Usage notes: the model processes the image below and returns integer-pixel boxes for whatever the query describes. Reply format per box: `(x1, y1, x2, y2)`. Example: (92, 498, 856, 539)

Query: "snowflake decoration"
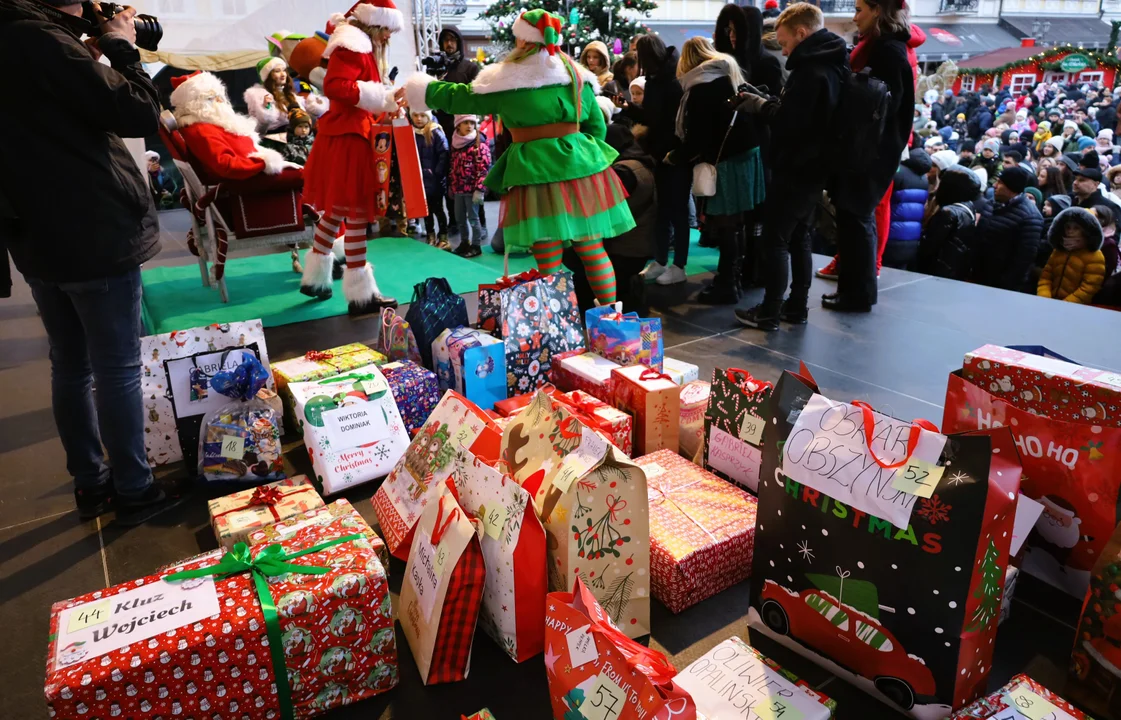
(917, 495, 952, 526)
(374, 445, 390, 461)
(948, 471, 970, 487)
(796, 540, 815, 562)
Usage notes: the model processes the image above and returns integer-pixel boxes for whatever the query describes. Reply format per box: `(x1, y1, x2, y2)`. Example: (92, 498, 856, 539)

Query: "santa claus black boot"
(299, 249, 334, 300)
(344, 263, 397, 317)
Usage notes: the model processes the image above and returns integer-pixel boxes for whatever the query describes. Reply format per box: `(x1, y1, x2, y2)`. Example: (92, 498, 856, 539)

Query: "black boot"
(348, 295, 398, 317)
(780, 298, 809, 324)
(699, 227, 741, 305)
(735, 301, 781, 330)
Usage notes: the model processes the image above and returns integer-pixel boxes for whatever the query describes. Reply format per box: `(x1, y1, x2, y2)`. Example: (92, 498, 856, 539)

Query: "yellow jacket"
(1033, 129, 1052, 152)
(1038, 207, 1107, 303)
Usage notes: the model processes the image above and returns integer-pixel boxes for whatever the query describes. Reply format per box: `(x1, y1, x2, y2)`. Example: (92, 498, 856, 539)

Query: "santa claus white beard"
(176, 99, 260, 139)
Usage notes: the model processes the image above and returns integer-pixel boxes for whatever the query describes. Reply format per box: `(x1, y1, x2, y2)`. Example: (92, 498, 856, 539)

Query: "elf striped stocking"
(572, 238, 617, 305)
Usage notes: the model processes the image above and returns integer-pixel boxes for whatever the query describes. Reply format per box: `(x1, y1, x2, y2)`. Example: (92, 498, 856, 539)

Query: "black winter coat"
(766, 29, 847, 191)
(915, 166, 980, 279)
(742, 6, 785, 96)
(1075, 188, 1121, 221)
(434, 27, 480, 140)
(834, 31, 914, 212)
(974, 193, 1044, 292)
(0, 0, 160, 283)
(622, 48, 684, 162)
(672, 67, 760, 167)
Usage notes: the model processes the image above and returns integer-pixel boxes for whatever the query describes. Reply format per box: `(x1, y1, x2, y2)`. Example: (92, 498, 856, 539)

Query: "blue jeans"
(453, 193, 485, 247)
(28, 268, 153, 497)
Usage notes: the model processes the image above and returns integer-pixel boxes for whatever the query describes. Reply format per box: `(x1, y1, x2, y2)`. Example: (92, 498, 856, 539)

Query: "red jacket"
(180, 122, 266, 182)
(319, 23, 395, 140)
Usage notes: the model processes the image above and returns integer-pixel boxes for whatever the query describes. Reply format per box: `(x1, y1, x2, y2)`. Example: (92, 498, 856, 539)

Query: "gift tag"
(755, 697, 805, 720)
(581, 672, 627, 720)
(481, 503, 508, 540)
(1099, 372, 1121, 388)
(553, 426, 610, 494)
(220, 435, 245, 459)
(1004, 684, 1061, 720)
(433, 538, 451, 578)
(638, 462, 665, 479)
(891, 457, 945, 499)
(67, 599, 110, 633)
(739, 412, 765, 447)
(566, 625, 599, 669)
(360, 377, 388, 397)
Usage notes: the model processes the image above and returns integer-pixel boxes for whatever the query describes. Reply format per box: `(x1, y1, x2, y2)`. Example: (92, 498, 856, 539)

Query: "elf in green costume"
(400, 9, 634, 304)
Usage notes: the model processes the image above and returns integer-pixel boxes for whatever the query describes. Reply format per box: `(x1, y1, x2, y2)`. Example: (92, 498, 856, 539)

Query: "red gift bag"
(392, 117, 429, 220)
(545, 578, 696, 720)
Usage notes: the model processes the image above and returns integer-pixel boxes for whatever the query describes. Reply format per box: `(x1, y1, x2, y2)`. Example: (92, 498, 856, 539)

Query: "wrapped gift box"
(951, 674, 1090, 719)
(562, 390, 633, 456)
(663, 357, 699, 386)
(549, 349, 618, 404)
(273, 344, 387, 434)
(462, 710, 496, 720)
(676, 637, 836, 719)
(380, 360, 440, 436)
(962, 345, 1121, 426)
(208, 475, 324, 548)
(612, 365, 680, 455)
(246, 498, 390, 576)
(45, 507, 397, 720)
(679, 380, 710, 462)
(638, 449, 758, 613)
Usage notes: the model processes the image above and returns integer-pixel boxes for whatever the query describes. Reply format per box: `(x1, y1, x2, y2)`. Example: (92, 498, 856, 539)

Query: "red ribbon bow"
(251, 485, 283, 507)
(606, 494, 627, 521)
(495, 268, 543, 289)
(726, 368, 773, 396)
(583, 604, 677, 685)
(304, 349, 336, 362)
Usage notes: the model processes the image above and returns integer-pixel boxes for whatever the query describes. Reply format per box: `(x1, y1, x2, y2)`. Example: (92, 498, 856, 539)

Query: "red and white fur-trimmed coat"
(177, 118, 287, 183)
(317, 22, 398, 140)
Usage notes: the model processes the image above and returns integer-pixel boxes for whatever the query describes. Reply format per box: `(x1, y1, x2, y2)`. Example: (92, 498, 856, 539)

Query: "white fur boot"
(343, 263, 397, 316)
(299, 249, 334, 300)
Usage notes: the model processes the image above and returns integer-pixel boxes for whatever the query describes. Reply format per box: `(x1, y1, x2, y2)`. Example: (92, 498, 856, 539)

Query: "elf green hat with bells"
(513, 9, 564, 55)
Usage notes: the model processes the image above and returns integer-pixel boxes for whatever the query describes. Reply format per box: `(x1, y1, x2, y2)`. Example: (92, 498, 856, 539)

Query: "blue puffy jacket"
(883, 148, 932, 269)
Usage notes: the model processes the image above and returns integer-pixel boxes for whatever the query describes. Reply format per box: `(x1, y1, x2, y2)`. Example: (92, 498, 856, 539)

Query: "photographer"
(425, 28, 480, 231)
(0, 0, 170, 525)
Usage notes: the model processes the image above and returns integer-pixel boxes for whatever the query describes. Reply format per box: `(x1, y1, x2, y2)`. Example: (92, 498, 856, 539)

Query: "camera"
(82, 2, 163, 52)
(420, 52, 449, 77)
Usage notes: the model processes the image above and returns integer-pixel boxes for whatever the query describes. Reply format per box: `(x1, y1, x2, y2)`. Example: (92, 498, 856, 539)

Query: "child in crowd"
(579, 41, 614, 88)
(144, 150, 177, 210)
(952, 113, 968, 143)
(448, 114, 491, 258)
(1032, 120, 1051, 153)
(629, 76, 646, 107)
(411, 110, 451, 250)
(1038, 206, 1106, 303)
(971, 138, 1000, 187)
(283, 109, 315, 166)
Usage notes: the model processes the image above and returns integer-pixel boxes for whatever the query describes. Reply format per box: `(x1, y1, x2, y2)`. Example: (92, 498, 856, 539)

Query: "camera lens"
(133, 14, 163, 52)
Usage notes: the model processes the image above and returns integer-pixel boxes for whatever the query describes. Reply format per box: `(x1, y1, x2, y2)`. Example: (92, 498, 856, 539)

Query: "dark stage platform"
(2, 218, 1118, 719)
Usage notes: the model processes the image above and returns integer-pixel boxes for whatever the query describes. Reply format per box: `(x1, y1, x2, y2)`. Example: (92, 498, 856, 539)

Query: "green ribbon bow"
(165, 533, 363, 720)
(317, 372, 381, 385)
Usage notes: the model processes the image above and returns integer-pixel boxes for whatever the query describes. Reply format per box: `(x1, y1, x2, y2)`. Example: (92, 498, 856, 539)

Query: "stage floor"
(2, 213, 1117, 719)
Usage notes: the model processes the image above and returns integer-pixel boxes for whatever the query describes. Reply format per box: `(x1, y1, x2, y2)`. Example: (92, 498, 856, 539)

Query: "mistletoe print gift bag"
(748, 368, 1022, 719)
(501, 391, 651, 639)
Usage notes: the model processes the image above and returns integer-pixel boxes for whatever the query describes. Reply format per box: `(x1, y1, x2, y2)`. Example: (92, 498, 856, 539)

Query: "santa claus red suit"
(299, 0, 403, 315)
(168, 71, 291, 182)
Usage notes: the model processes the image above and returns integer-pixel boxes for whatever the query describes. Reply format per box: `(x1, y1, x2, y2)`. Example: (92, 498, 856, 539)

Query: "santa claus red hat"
(326, 0, 403, 35)
(169, 71, 228, 110)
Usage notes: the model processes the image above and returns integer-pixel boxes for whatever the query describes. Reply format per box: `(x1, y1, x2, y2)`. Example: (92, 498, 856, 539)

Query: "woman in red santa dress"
(299, 0, 404, 315)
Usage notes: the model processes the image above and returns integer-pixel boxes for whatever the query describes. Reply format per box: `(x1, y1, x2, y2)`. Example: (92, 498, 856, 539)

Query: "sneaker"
(655, 264, 687, 286)
(115, 484, 175, 527)
(815, 257, 839, 279)
(780, 299, 809, 324)
(735, 304, 781, 331)
(75, 484, 113, 520)
(642, 261, 668, 282)
(461, 245, 483, 258)
(697, 283, 738, 305)
(452, 242, 472, 257)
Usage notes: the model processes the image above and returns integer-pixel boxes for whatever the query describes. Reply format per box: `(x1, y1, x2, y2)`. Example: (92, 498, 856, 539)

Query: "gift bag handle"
(639, 368, 673, 382)
(725, 368, 773, 395)
(852, 401, 940, 470)
(431, 494, 460, 546)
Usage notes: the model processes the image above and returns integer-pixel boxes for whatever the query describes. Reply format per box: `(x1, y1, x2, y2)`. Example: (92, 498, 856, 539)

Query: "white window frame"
(959, 74, 975, 92)
(1008, 73, 1037, 96)
(1043, 71, 1070, 84)
(1080, 71, 1105, 84)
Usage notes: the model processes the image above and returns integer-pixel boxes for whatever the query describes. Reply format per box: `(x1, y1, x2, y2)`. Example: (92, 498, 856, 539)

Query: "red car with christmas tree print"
(758, 578, 936, 709)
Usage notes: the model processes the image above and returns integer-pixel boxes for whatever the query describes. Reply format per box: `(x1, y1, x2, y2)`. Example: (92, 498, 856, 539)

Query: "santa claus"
(298, 0, 403, 315)
(169, 71, 297, 181)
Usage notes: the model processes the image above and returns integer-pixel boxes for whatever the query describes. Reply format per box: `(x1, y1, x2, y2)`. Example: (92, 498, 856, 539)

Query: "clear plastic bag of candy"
(197, 354, 285, 482)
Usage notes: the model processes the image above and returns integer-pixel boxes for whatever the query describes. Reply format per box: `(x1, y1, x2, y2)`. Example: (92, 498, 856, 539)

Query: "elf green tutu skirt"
(498, 168, 636, 250)
(707, 147, 765, 217)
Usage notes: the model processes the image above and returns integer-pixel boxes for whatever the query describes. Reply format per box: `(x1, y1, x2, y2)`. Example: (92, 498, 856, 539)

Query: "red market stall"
(953, 45, 1119, 94)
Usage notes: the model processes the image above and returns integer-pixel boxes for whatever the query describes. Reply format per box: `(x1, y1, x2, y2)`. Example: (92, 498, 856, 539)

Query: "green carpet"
(141, 232, 720, 333)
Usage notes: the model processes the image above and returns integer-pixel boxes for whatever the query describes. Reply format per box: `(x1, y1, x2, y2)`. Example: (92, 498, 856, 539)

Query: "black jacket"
(621, 47, 683, 161)
(672, 63, 760, 167)
(1040, 194, 1072, 264)
(974, 192, 1044, 292)
(0, 0, 160, 284)
(1075, 188, 1121, 221)
(434, 27, 479, 139)
(766, 29, 847, 190)
(915, 166, 980, 279)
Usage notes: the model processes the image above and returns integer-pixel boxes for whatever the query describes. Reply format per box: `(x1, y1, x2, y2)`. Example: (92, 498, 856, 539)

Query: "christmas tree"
(966, 538, 1002, 633)
(480, 0, 657, 56)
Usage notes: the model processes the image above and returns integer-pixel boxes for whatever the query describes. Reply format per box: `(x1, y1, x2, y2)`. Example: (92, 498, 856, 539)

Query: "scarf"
(452, 130, 477, 149)
(675, 58, 736, 140)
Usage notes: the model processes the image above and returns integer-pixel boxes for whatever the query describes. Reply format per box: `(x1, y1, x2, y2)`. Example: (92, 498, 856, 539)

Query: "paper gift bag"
(272, 343, 387, 436)
(749, 368, 1023, 717)
(208, 475, 323, 548)
(611, 365, 681, 456)
(951, 674, 1092, 719)
(373, 391, 501, 559)
(703, 368, 773, 493)
(433, 327, 507, 408)
(501, 391, 651, 638)
(679, 381, 710, 462)
(544, 578, 695, 720)
(1068, 520, 1121, 718)
(585, 305, 664, 372)
(380, 360, 440, 436)
(141, 319, 274, 468)
(944, 366, 1121, 599)
(477, 268, 545, 337)
(289, 364, 410, 494)
(497, 270, 585, 396)
(549, 350, 619, 404)
(379, 307, 423, 365)
(405, 277, 469, 369)
(392, 117, 429, 219)
(451, 448, 547, 662)
(399, 483, 486, 685)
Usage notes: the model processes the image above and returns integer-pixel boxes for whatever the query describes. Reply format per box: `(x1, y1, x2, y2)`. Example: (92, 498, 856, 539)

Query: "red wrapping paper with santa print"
(944, 370, 1121, 599)
(544, 578, 696, 720)
(950, 674, 1091, 719)
(44, 508, 397, 720)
